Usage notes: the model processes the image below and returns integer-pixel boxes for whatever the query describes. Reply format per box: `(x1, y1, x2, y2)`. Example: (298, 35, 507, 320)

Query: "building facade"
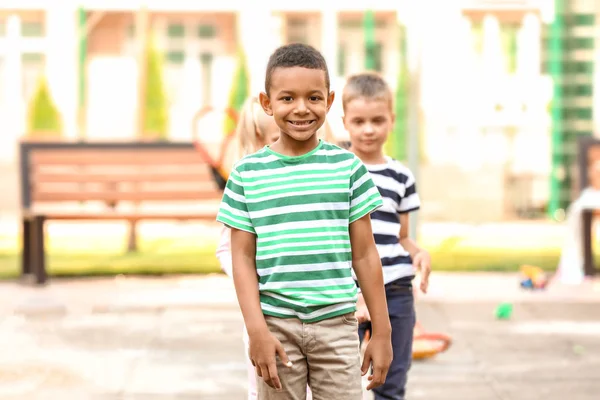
(1, 0, 583, 220)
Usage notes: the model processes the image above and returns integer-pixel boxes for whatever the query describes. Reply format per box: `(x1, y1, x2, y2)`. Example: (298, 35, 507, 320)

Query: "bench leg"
(30, 215, 48, 285)
(582, 210, 596, 276)
(127, 220, 138, 252)
(21, 218, 32, 278)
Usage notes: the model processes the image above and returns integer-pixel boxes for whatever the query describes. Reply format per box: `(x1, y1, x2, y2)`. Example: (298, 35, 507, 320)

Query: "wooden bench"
(19, 141, 224, 285)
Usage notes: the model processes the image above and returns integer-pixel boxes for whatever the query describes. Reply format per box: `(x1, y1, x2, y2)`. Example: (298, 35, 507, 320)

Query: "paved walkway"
(1, 273, 599, 399)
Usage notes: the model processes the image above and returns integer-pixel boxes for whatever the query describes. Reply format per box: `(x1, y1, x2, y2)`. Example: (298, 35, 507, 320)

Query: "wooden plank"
(31, 171, 213, 184)
(31, 190, 223, 202)
(30, 150, 207, 165)
(23, 212, 218, 221)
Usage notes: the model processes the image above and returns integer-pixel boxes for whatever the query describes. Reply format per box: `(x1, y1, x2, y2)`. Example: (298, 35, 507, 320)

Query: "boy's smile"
(260, 66, 334, 154)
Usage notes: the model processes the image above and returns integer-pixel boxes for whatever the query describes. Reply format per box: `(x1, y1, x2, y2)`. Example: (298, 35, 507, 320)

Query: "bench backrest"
(19, 142, 222, 210)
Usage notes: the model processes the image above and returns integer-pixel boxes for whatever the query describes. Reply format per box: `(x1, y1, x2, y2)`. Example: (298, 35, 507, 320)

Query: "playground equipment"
(411, 321, 452, 360)
(519, 264, 548, 290)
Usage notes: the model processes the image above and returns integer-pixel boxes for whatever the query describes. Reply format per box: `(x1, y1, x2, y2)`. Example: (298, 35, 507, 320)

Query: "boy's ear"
(259, 92, 273, 116)
(326, 91, 335, 113)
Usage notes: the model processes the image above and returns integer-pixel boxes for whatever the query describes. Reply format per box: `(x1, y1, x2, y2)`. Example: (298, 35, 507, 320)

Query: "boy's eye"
(309, 96, 322, 101)
(281, 96, 293, 102)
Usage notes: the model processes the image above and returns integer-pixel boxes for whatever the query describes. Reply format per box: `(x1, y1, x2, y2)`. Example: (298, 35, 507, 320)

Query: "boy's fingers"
(267, 363, 282, 391)
(421, 266, 430, 293)
(360, 353, 370, 376)
(261, 364, 275, 388)
(276, 343, 293, 368)
(366, 369, 383, 390)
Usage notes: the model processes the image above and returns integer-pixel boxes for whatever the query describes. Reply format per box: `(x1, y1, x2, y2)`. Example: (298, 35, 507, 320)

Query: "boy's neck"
(271, 133, 320, 157)
(350, 147, 386, 165)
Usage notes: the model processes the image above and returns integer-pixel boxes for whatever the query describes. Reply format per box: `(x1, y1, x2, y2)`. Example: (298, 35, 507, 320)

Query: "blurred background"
(1, 1, 600, 399)
(0, 0, 594, 276)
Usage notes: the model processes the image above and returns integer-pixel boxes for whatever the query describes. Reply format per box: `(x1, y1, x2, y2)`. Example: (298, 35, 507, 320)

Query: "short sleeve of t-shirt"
(216, 166, 256, 234)
(397, 165, 421, 214)
(349, 156, 384, 224)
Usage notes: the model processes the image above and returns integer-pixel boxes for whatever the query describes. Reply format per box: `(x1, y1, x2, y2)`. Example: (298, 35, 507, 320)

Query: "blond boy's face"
(260, 66, 334, 144)
(343, 97, 394, 156)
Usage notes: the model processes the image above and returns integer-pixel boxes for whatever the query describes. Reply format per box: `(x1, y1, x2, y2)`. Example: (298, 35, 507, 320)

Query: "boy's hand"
(355, 293, 371, 323)
(413, 250, 431, 294)
(361, 332, 393, 390)
(248, 331, 292, 391)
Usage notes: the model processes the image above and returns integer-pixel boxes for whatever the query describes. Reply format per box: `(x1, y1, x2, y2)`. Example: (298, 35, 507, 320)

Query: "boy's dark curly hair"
(265, 43, 330, 94)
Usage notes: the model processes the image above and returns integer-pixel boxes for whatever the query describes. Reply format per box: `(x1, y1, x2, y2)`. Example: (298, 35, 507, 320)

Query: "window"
(573, 14, 595, 26)
(126, 24, 135, 38)
(166, 23, 186, 64)
(166, 51, 185, 64)
(572, 37, 594, 50)
(373, 42, 383, 72)
(472, 21, 484, 55)
(287, 17, 308, 44)
(21, 53, 45, 101)
(21, 21, 44, 37)
(200, 53, 213, 106)
(337, 44, 346, 77)
(167, 23, 185, 38)
(197, 24, 216, 38)
(500, 24, 518, 74)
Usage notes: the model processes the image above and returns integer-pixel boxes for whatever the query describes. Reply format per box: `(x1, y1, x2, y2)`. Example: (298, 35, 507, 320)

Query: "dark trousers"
(359, 283, 415, 400)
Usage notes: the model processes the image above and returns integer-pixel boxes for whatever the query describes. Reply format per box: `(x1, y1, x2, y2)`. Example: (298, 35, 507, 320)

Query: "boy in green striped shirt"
(217, 43, 392, 400)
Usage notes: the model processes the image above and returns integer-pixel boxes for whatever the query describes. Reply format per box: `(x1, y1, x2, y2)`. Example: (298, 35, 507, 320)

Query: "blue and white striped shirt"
(366, 157, 420, 286)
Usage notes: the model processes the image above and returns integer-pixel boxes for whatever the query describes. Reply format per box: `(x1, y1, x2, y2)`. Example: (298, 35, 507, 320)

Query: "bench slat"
(32, 190, 223, 202)
(30, 150, 207, 165)
(31, 171, 213, 184)
(23, 212, 218, 221)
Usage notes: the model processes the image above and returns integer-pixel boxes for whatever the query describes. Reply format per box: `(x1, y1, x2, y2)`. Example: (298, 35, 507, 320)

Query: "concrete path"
(1, 273, 599, 399)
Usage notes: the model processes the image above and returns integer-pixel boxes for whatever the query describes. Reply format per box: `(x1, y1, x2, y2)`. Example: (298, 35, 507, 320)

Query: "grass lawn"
(0, 225, 569, 279)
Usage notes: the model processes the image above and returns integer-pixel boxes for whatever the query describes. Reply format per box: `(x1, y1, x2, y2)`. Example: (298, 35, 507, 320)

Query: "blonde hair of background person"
(220, 96, 335, 175)
(217, 95, 331, 400)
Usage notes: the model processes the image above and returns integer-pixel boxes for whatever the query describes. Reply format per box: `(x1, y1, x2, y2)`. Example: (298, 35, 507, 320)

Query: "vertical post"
(31, 215, 47, 285)
(582, 210, 596, 276)
(21, 219, 32, 277)
(321, 8, 338, 85)
(548, 0, 564, 218)
(389, 22, 408, 161)
(136, 5, 149, 139)
(77, 7, 87, 140)
(363, 10, 376, 70)
(406, 8, 421, 241)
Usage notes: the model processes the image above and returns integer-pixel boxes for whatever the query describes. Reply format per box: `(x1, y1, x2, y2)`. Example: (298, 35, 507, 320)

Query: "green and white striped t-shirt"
(216, 140, 383, 323)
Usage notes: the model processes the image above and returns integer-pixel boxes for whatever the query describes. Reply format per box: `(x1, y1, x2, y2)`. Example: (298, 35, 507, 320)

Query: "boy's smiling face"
(260, 66, 334, 145)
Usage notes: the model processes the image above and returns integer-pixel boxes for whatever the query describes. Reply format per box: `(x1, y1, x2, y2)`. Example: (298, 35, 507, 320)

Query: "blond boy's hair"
(342, 72, 393, 112)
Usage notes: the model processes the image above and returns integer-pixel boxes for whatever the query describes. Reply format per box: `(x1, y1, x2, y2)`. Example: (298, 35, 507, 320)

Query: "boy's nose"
(294, 100, 308, 114)
(363, 124, 375, 134)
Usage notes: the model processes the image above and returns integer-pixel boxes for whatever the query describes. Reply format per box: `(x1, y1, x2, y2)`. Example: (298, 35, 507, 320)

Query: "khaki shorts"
(256, 313, 362, 400)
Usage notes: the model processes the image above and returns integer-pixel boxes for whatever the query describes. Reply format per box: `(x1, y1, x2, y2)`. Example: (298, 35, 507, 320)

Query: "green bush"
(27, 76, 62, 137)
(224, 47, 250, 135)
(143, 35, 168, 139)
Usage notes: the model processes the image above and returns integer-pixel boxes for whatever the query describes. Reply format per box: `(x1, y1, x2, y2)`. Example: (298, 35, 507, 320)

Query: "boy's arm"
(350, 214, 392, 389)
(398, 213, 431, 293)
(230, 228, 290, 391)
(230, 228, 267, 335)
